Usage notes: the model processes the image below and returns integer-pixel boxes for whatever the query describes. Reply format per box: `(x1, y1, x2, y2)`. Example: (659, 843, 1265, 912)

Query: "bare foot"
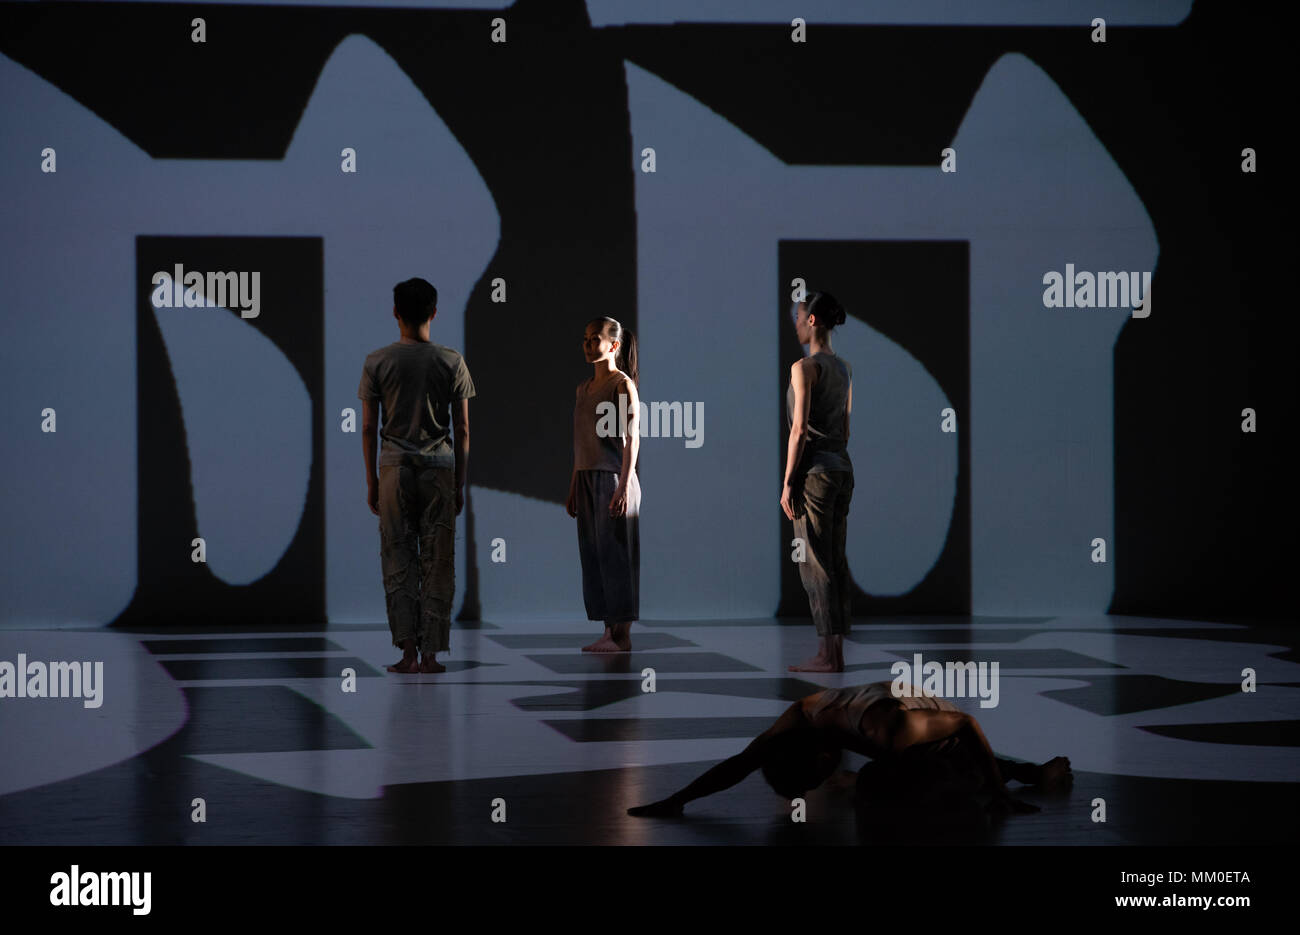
(419, 655, 446, 674)
(628, 798, 683, 818)
(582, 629, 612, 652)
(1037, 756, 1072, 789)
(387, 656, 419, 673)
(609, 624, 632, 652)
(587, 636, 630, 653)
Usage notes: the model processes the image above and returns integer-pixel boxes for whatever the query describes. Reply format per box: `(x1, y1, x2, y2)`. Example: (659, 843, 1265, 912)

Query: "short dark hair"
(394, 278, 438, 329)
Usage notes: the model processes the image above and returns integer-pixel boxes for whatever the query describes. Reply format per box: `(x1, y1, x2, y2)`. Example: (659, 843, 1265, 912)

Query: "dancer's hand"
(454, 486, 464, 516)
(566, 479, 578, 518)
(367, 481, 380, 516)
(780, 483, 797, 521)
(609, 484, 628, 518)
(628, 797, 683, 818)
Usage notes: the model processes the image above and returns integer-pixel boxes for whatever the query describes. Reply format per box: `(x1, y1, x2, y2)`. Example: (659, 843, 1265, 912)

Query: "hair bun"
(809, 291, 847, 328)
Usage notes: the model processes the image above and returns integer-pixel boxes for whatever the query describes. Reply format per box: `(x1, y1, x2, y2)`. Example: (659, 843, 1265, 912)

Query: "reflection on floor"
(0, 615, 1296, 844)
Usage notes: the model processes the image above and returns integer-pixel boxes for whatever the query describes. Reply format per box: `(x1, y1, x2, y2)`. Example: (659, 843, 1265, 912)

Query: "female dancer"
(627, 680, 1071, 817)
(782, 291, 854, 672)
(566, 317, 641, 652)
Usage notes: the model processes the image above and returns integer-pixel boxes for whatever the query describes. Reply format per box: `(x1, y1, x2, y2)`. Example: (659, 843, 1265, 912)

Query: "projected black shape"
(1138, 720, 1300, 748)
(1042, 675, 1243, 717)
(525, 651, 762, 675)
(777, 240, 970, 615)
(112, 236, 324, 629)
(177, 685, 371, 754)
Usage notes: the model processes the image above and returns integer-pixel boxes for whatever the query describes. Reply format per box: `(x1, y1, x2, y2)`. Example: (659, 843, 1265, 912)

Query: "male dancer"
(628, 680, 1070, 816)
(359, 277, 475, 674)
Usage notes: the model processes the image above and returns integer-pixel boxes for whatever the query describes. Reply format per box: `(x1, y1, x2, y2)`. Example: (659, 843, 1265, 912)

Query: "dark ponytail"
(588, 316, 639, 387)
(806, 291, 847, 329)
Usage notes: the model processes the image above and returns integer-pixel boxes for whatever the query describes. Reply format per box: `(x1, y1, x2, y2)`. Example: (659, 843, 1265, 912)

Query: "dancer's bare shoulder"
(790, 356, 817, 379)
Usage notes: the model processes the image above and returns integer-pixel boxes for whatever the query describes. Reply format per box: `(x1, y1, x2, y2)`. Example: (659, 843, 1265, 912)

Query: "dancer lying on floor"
(627, 680, 1070, 817)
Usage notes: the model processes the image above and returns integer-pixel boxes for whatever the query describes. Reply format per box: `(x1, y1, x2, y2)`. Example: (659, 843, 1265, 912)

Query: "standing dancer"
(566, 317, 641, 653)
(360, 277, 475, 674)
(781, 291, 854, 672)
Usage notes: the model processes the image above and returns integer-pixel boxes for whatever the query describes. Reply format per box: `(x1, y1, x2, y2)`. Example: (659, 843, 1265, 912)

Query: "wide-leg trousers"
(378, 462, 456, 653)
(792, 470, 854, 637)
(574, 469, 640, 625)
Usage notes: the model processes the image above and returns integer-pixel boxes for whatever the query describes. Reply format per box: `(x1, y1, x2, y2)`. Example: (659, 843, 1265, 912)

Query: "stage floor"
(1, 615, 1296, 845)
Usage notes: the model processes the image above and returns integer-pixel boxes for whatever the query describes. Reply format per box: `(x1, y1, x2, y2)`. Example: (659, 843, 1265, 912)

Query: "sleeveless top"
(573, 372, 633, 473)
(786, 351, 852, 475)
(808, 681, 957, 741)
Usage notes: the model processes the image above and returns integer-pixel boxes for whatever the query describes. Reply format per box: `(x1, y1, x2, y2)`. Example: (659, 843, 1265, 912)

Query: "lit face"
(583, 322, 618, 363)
(792, 301, 813, 344)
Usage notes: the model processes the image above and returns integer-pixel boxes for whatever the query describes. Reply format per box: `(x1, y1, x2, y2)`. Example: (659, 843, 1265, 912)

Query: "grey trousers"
(792, 470, 854, 636)
(574, 469, 640, 625)
(378, 463, 455, 653)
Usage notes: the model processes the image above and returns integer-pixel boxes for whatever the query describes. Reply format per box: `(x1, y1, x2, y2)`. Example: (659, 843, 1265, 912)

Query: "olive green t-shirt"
(358, 341, 475, 468)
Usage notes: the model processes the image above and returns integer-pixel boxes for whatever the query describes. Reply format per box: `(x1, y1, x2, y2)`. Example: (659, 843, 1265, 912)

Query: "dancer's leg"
(828, 473, 854, 668)
(575, 471, 612, 651)
(379, 464, 420, 673)
(416, 466, 454, 673)
(589, 471, 639, 653)
(790, 472, 841, 672)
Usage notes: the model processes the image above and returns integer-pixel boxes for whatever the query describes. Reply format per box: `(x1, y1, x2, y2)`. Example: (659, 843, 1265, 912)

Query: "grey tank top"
(786, 351, 852, 474)
(808, 681, 957, 741)
(573, 372, 633, 473)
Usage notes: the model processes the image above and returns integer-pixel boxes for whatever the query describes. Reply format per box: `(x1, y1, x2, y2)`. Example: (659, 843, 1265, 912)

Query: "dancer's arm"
(628, 702, 808, 816)
(451, 398, 469, 515)
(362, 398, 381, 515)
(610, 378, 640, 516)
(844, 380, 852, 442)
(889, 709, 1033, 810)
(781, 360, 815, 519)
